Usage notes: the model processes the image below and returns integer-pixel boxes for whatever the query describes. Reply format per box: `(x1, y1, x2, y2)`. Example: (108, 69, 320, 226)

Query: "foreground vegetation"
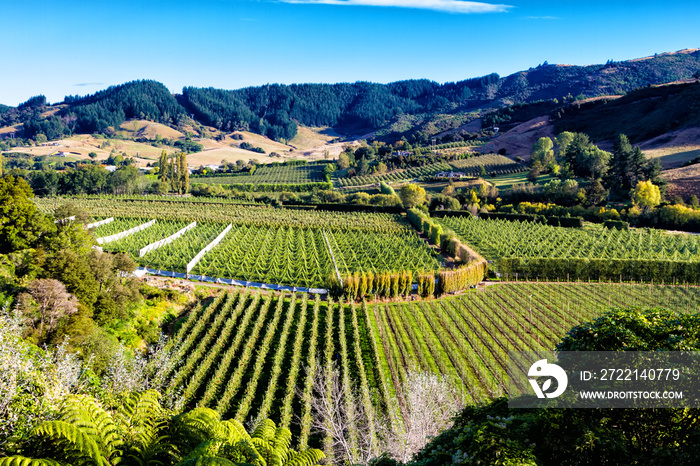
(3, 294, 698, 464)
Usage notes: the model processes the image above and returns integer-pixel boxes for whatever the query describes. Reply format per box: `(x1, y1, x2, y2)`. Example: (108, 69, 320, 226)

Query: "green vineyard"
(162, 282, 700, 451)
(448, 153, 525, 174)
(35, 198, 409, 230)
(336, 155, 525, 188)
(193, 163, 328, 185)
(336, 162, 453, 187)
(36, 199, 441, 287)
(437, 215, 700, 282)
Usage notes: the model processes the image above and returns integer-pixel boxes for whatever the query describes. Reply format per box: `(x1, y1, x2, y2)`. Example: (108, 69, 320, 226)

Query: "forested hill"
(179, 73, 500, 139)
(4, 49, 700, 142)
(63, 80, 187, 133)
(4, 80, 187, 140)
(489, 49, 700, 104)
(179, 50, 700, 137)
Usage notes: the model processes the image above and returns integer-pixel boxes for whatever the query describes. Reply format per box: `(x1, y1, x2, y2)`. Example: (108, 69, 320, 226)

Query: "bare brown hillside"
(663, 164, 700, 199)
(490, 116, 556, 159)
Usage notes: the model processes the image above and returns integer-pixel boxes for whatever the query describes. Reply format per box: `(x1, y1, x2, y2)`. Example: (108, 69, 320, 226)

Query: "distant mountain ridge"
(2, 49, 699, 143)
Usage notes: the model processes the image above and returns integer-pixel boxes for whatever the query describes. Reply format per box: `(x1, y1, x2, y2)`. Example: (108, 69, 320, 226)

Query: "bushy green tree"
(631, 179, 661, 211)
(337, 152, 350, 170)
(531, 136, 554, 167)
(0, 176, 52, 255)
(399, 184, 426, 209)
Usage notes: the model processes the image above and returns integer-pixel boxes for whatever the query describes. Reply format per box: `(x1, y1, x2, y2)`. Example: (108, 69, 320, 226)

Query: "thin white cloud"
(278, 0, 511, 14)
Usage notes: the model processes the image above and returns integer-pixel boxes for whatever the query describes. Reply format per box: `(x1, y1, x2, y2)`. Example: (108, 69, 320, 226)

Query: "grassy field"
(1, 134, 179, 164)
(662, 163, 700, 199)
(1, 120, 341, 168)
(289, 126, 341, 150)
(117, 119, 185, 140)
(644, 145, 700, 169)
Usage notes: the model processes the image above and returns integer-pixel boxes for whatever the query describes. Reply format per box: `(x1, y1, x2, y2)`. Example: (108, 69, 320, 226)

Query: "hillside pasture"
(118, 119, 185, 140)
(662, 163, 700, 199)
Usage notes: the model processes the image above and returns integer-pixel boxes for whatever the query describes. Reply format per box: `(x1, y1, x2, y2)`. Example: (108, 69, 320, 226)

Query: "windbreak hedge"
(498, 257, 700, 283)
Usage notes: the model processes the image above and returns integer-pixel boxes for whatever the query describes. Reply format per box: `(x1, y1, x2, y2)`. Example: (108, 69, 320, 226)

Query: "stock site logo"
(528, 359, 568, 399)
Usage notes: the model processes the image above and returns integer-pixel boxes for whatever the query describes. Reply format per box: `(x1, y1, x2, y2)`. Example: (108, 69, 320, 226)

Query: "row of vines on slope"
(162, 283, 700, 451)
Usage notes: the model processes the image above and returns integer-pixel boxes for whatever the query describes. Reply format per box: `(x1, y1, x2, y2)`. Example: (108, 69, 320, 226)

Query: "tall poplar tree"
(177, 152, 189, 194)
(169, 158, 176, 192)
(158, 150, 168, 183)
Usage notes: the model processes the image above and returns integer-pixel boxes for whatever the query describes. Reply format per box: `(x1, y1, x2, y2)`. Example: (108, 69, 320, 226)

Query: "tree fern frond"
(284, 449, 325, 466)
(251, 437, 281, 466)
(169, 408, 222, 452)
(251, 419, 276, 443)
(31, 421, 109, 466)
(58, 395, 122, 457)
(115, 391, 169, 464)
(0, 457, 64, 466)
(175, 456, 238, 466)
(272, 428, 292, 463)
(176, 439, 224, 463)
(121, 432, 179, 466)
(219, 420, 250, 443)
(217, 439, 265, 466)
(128, 390, 164, 428)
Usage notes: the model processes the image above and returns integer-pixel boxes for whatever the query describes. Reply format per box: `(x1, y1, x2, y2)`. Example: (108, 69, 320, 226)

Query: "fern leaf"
(251, 419, 276, 443)
(31, 421, 109, 466)
(128, 390, 163, 429)
(272, 428, 292, 464)
(251, 437, 282, 466)
(0, 457, 63, 466)
(176, 439, 224, 463)
(58, 395, 122, 457)
(119, 390, 166, 456)
(219, 420, 250, 443)
(284, 449, 325, 466)
(217, 439, 265, 466)
(175, 456, 238, 466)
(170, 408, 222, 452)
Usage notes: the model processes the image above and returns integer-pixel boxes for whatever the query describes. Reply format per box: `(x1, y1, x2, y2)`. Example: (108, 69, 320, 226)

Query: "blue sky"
(0, 0, 697, 106)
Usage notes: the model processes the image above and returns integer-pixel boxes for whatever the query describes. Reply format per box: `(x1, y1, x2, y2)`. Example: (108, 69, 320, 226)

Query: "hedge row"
(498, 257, 700, 283)
(326, 270, 436, 300)
(311, 203, 404, 214)
(430, 210, 584, 228)
(408, 208, 488, 293)
(437, 260, 488, 294)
